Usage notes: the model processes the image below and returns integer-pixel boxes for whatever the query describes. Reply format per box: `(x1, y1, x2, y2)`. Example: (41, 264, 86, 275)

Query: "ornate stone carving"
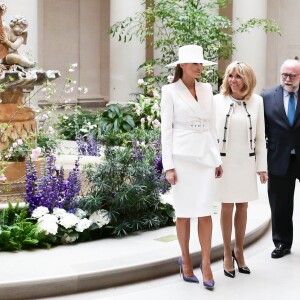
(0, 3, 60, 151)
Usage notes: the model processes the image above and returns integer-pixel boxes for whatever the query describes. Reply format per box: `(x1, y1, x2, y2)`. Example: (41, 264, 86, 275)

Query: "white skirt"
(172, 155, 216, 218)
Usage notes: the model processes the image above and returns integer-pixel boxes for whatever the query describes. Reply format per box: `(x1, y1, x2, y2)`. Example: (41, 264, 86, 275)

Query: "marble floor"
(1, 179, 299, 300)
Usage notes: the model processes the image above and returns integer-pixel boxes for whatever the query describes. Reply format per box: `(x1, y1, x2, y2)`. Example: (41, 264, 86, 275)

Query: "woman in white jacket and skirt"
(214, 61, 268, 278)
(161, 45, 222, 288)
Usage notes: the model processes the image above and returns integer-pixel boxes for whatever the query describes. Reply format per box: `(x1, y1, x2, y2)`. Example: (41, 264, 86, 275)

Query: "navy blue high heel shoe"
(177, 257, 199, 283)
(200, 261, 215, 289)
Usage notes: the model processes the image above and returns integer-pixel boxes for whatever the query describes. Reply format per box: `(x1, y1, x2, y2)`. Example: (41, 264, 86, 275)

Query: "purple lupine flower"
(25, 159, 41, 213)
(56, 167, 66, 208)
(63, 159, 81, 212)
(25, 153, 81, 215)
(132, 141, 144, 160)
(76, 135, 101, 156)
(155, 154, 163, 174)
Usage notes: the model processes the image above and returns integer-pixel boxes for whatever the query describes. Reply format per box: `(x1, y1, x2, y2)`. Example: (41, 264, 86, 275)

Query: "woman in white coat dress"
(161, 45, 223, 288)
(214, 61, 268, 278)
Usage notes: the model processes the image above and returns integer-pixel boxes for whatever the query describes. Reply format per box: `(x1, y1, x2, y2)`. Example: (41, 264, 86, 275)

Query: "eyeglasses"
(281, 73, 299, 79)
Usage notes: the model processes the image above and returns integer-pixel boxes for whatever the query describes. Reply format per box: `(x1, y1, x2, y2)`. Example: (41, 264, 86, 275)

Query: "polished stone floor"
(44, 181, 300, 300)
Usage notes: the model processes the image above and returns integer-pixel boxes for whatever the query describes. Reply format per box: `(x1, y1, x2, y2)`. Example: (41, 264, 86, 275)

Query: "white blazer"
(161, 79, 222, 171)
(214, 93, 267, 172)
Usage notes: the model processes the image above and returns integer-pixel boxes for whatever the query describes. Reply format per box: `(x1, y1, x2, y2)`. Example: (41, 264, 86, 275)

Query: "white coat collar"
(174, 79, 208, 117)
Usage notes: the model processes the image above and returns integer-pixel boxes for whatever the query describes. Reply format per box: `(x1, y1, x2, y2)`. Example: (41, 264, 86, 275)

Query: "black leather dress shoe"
(271, 244, 291, 259)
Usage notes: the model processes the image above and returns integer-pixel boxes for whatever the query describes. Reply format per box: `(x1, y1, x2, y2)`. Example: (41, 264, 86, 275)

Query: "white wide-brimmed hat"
(166, 45, 216, 68)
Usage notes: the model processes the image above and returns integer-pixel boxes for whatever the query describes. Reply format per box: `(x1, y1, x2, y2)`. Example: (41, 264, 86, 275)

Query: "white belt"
(173, 120, 210, 133)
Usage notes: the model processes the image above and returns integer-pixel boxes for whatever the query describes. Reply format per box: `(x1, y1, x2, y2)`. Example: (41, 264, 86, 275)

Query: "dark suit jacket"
(261, 85, 300, 176)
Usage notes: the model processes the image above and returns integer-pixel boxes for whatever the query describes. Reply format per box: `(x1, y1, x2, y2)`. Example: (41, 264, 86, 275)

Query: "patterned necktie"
(288, 92, 296, 126)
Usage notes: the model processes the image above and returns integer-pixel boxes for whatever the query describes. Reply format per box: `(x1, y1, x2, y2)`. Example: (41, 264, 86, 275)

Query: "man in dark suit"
(262, 59, 300, 258)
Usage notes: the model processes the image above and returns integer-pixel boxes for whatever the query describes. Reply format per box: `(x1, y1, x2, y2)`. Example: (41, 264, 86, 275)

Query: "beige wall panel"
(40, 0, 80, 103)
(267, 0, 300, 89)
(38, 0, 109, 106)
(79, 0, 102, 103)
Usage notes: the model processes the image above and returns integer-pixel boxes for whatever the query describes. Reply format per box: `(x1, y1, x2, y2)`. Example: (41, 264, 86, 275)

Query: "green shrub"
(78, 128, 173, 237)
(56, 106, 100, 140)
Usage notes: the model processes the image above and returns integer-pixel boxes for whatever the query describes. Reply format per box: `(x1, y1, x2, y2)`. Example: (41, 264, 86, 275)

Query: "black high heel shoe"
(223, 256, 235, 278)
(177, 257, 199, 283)
(232, 250, 251, 274)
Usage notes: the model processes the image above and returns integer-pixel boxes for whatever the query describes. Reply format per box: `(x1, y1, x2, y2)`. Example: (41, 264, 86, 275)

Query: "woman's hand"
(215, 165, 223, 178)
(257, 171, 268, 184)
(165, 169, 177, 185)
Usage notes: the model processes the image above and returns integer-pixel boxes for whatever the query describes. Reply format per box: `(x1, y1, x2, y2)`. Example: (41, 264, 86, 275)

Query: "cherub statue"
(0, 14, 36, 68)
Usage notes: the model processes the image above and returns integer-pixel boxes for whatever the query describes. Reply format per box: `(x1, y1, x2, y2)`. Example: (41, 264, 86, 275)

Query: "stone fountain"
(0, 3, 60, 198)
(0, 3, 60, 151)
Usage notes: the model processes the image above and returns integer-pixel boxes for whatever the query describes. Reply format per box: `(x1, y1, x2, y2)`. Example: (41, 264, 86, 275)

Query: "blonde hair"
(221, 61, 256, 100)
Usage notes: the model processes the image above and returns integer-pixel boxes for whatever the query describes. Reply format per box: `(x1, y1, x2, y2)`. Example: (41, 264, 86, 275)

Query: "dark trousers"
(268, 155, 300, 248)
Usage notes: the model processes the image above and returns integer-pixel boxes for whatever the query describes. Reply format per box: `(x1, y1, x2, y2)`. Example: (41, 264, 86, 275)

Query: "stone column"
(110, 0, 145, 104)
(232, 0, 267, 93)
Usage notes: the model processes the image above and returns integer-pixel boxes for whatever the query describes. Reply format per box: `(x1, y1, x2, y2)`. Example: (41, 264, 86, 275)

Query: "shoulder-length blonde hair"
(221, 61, 256, 100)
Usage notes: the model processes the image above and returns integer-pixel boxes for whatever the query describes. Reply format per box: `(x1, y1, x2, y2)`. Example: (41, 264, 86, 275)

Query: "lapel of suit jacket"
(294, 89, 300, 124)
(175, 79, 202, 117)
(274, 86, 290, 127)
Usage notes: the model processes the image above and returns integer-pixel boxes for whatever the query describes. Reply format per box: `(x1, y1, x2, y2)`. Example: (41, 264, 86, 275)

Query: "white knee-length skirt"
(172, 155, 216, 218)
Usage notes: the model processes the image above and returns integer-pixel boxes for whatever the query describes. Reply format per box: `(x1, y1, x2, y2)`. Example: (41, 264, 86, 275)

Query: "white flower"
(152, 103, 160, 111)
(53, 208, 67, 218)
(140, 118, 145, 124)
(61, 233, 78, 244)
(167, 75, 174, 83)
(48, 126, 54, 134)
(144, 98, 151, 105)
(152, 119, 161, 128)
(37, 214, 59, 235)
(42, 114, 49, 120)
(17, 139, 23, 145)
(32, 206, 49, 219)
(153, 90, 161, 98)
(12, 142, 18, 147)
(63, 115, 69, 120)
(59, 213, 79, 229)
(30, 147, 42, 161)
(89, 210, 110, 228)
(147, 116, 152, 122)
(0, 174, 7, 181)
(138, 78, 144, 85)
(75, 218, 92, 232)
(75, 208, 87, 219)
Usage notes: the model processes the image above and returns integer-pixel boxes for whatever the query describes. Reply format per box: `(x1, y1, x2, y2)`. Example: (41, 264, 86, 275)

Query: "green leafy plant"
(110, 0, 280, 85)
(0, 202, 55, 251)
(98, 103, 136, 135)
